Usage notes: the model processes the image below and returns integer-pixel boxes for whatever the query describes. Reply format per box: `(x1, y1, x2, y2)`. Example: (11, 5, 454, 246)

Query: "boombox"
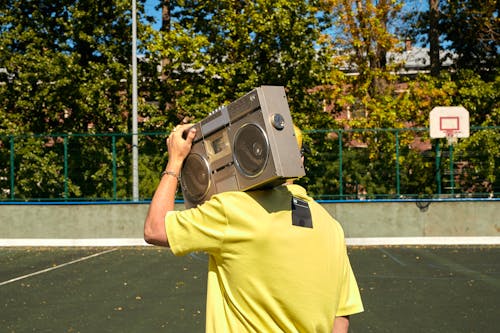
(180, 86, 305, 208)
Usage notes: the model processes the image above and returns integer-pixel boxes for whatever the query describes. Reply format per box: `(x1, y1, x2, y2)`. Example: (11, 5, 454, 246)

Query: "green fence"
(1, 127, 499, 202)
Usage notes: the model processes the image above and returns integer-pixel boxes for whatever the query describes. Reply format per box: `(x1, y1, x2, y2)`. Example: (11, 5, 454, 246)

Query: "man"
(144, 123, 363, 333)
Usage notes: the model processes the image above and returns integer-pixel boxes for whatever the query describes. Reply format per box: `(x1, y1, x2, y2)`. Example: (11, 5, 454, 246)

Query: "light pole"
(132, 0, 139, 201)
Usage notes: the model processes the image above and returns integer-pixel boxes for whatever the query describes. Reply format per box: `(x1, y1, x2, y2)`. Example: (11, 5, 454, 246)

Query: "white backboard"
(429, 106, 470, 139)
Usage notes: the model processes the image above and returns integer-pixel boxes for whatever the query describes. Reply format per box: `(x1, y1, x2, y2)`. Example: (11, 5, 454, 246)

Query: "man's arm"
(144, 124, 196, 247)
(332, 316, 349, 333)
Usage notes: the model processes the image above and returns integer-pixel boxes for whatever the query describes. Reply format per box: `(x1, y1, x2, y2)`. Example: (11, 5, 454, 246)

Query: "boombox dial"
(180, 86, 305, 208)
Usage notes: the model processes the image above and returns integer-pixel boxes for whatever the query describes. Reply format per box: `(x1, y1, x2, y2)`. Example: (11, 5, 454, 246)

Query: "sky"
(144, 0, 162, 30)
(143, 0, 429, 31)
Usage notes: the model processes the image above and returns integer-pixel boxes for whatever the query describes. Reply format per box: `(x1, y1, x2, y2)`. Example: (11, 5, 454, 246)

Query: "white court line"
(378, 248, 407, 266)
(346, 237, 500, 246)
(0, 238, 149, 247)
(0, 248, 117, 287)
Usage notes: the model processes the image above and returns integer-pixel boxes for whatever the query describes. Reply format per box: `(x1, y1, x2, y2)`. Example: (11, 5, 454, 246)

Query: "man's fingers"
(172, 124, 194, 140)
(184, 126, 197, 143)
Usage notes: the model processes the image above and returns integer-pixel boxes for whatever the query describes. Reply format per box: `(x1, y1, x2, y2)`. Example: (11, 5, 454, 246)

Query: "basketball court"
(2, 105, 497, 332)
(1, 245, 499, 332)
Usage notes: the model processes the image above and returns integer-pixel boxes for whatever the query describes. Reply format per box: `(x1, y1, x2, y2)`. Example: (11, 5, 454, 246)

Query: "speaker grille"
(233, 123, 269, 177)
(181, 153, 210, 202)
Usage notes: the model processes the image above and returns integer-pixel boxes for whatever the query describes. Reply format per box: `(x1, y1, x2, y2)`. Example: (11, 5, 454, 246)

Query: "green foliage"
(0, 0, 149, 199)
(450, 71, 500, 194)
(302, 67, 499, 198)
(324, 0, 404, 97)
(456, 128, 500, 194)
(12, 137, 81, 199)
(452, 70, 500, 126)
(0, 0, 498, 200)
(144, 0, 332, 128)
(439, 0, 499, 79)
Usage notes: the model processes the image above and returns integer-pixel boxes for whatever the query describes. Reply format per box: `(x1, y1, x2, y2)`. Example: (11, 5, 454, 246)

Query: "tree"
(0, 0, 151, 199)
(138, 0, 343, 197)
(451, 70, 500, 195)
(301, 0, 421, 197)
(144, 0, 334, 126)
(439, 0, 499, 79)
(1, 0, 498, 200)
(323, 0, 403, 98)
(409, 0, 499, 80)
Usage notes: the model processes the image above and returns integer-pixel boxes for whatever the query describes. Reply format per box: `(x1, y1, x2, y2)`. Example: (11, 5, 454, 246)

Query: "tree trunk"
(429, 0, 440, 76)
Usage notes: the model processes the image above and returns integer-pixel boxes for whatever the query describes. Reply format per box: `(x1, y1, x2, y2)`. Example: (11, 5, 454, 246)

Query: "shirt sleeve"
(165, 196, 228, 256)
(335, 255, 364, 317)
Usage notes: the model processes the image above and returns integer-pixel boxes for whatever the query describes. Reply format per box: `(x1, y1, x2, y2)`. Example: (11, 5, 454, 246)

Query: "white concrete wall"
(1, 201, 498, 245)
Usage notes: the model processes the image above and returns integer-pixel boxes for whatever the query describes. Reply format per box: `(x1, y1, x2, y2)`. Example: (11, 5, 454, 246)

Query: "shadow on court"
(1, 246, 499, 332)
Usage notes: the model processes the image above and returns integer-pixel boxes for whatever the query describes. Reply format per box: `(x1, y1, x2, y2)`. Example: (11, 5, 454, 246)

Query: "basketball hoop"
(429, 106, 470, 145)
(445, 130, 458, 146)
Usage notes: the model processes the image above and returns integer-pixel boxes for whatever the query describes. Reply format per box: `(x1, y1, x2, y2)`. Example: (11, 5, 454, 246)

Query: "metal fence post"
(112, 135, 117, 200)
(64, 135, 68, 199)
(9, 136, 14, 200)
(435, 141, 441, 196)
(395, 130, 400, 196)
(338, 130, 343, 199)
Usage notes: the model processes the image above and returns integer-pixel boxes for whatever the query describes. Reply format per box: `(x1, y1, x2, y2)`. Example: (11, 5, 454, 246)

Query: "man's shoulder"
(284, 184, 309, 197)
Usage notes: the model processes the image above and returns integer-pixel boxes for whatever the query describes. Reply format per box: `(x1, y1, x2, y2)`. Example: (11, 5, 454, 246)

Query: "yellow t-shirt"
(166, 184, 363, 333)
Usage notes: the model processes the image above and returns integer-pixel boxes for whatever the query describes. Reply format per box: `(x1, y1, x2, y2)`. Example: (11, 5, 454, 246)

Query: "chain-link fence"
(303, 126, 500, 200)
(1, 127, 499, 202)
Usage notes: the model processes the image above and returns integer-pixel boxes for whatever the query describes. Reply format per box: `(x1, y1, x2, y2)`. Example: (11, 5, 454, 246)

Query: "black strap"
(291, 197, 313, 228)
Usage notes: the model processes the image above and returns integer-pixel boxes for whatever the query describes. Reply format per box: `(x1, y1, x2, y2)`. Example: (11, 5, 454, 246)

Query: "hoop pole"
(435, 140, 441, 196)
(449, 143, 454, 195)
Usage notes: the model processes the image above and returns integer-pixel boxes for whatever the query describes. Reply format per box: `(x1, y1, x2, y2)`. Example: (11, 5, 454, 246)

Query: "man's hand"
(166, 124, 197, 172)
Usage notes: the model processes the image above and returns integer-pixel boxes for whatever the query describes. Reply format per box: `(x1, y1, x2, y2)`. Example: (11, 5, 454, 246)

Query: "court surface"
(1, 245, 499, 332)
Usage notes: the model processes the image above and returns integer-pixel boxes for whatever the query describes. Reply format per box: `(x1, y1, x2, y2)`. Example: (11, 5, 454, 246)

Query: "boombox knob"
(270, 113, 285, 130)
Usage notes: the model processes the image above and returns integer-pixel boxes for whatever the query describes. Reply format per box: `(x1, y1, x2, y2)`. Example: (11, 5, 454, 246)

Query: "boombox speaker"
(180, 86, 305, 208)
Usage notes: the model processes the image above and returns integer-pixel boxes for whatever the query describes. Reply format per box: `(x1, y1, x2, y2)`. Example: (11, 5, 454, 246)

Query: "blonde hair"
(293, 124, 303, 149)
